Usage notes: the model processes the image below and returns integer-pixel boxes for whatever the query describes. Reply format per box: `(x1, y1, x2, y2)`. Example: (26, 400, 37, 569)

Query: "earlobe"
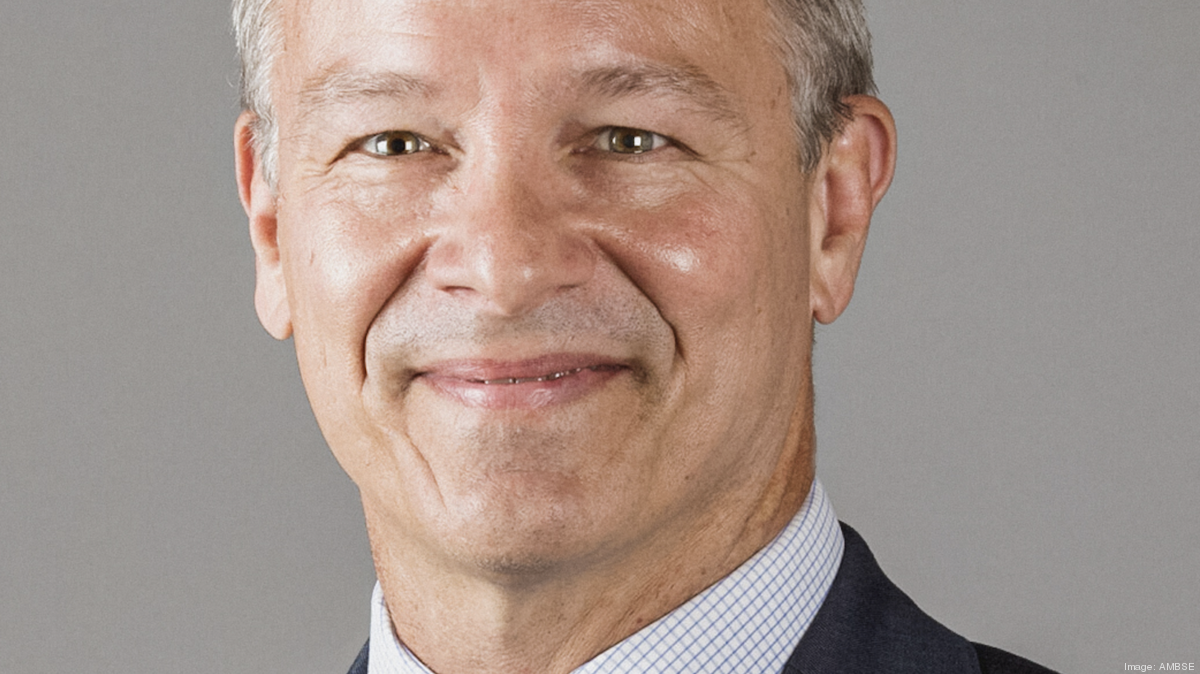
(235, 111, 293, 340)
(809, 95, 897, 325)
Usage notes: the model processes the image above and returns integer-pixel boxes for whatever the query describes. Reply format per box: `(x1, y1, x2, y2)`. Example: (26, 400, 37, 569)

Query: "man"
(232, 0, 1058, 671)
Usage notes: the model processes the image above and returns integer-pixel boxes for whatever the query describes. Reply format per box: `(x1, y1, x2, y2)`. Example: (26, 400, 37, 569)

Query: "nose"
(423, 157, 595, 316)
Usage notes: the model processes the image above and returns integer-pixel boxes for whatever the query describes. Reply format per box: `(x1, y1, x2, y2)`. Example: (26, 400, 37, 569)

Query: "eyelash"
(356, 126, 680, 159)
(593, 127, 674, 155)
(360, 130, 432, 157)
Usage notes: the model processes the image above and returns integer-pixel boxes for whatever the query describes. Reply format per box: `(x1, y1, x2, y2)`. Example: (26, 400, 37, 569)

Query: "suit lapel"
(783, 523, 981, 674)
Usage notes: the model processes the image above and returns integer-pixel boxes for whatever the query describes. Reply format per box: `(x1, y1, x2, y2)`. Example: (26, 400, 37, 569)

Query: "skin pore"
(235, 0, 896, 671)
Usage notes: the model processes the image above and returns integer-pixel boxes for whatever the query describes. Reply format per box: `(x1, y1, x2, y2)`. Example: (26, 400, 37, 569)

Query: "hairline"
(234, 0, 874, 187)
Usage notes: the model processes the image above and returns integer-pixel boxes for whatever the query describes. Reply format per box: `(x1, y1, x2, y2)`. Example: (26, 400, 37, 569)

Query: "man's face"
(259, 0, 817, 574)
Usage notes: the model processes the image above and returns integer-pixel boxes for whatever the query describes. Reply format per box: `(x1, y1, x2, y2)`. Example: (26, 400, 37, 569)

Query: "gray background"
(2, 1, 1196, 671)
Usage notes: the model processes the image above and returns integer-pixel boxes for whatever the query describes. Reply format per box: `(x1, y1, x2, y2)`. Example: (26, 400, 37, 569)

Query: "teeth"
(476, 367, 589, 385)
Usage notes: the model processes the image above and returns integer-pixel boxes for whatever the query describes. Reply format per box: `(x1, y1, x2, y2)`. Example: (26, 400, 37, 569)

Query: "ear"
(809, 95, 897, 324)
(235, 111, 292, 340)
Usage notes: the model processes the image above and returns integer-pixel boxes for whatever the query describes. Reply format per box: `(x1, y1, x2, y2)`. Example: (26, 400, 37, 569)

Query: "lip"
(415, 354, 629, 410)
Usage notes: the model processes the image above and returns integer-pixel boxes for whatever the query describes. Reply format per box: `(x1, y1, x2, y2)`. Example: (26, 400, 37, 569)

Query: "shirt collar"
(369, 479, 843, 674)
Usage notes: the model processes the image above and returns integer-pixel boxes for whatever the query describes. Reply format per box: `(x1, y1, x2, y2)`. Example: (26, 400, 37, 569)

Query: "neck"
(364, 393, 818, 674)
(364, 461, 814, 674)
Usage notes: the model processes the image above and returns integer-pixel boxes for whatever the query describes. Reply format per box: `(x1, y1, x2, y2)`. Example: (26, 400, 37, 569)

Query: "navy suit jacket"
(347, 523, 1057, 673)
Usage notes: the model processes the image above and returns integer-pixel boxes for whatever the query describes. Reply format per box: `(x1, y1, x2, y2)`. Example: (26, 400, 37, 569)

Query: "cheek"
(593, 189, 800, 342)
(592, 186, 811, 465)
(277, 182, 433, 410)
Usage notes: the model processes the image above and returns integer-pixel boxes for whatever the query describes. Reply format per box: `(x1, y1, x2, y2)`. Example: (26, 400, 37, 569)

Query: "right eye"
(362, 131, 431, 156)
(596, 126, 672, 155)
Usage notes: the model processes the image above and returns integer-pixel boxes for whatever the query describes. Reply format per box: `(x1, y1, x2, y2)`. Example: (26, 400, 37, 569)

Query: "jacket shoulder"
(785, 523, 1057, 674)
(973, 642, 1059, 674)
(785, 523, 979, 673)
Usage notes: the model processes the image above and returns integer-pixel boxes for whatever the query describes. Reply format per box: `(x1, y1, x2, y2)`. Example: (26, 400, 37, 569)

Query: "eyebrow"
(294, 62, 747, 130)
(296, 68, 437, 123)
(576, 63, 745, 124)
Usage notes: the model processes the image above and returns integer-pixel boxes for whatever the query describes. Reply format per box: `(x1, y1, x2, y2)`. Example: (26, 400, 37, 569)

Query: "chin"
(451, 524, 596, 581)
(439, 474, 627, 579)
(462, 546, 567, 578)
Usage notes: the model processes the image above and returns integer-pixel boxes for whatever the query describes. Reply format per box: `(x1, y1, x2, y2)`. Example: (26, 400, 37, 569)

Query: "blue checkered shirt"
(368, 479, 843, 673)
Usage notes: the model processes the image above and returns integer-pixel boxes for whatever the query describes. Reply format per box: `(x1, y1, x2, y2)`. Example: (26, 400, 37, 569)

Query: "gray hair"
(232, 0, 874, 185)
(766, 0, 876, 171)
(232, 0, 283, 187)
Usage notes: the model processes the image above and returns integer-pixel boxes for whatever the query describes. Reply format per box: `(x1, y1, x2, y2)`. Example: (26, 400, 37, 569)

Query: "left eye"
(597, 127, 670, 155)
(362, 130, 431, 156)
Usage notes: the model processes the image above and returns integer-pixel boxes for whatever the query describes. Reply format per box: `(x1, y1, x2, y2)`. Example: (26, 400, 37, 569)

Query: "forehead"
(274, 0, 784, 107)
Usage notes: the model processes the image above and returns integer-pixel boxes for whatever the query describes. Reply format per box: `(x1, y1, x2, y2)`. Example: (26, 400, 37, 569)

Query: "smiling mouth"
(467, 364, 624, 385)
(414, 358, 629, 409)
